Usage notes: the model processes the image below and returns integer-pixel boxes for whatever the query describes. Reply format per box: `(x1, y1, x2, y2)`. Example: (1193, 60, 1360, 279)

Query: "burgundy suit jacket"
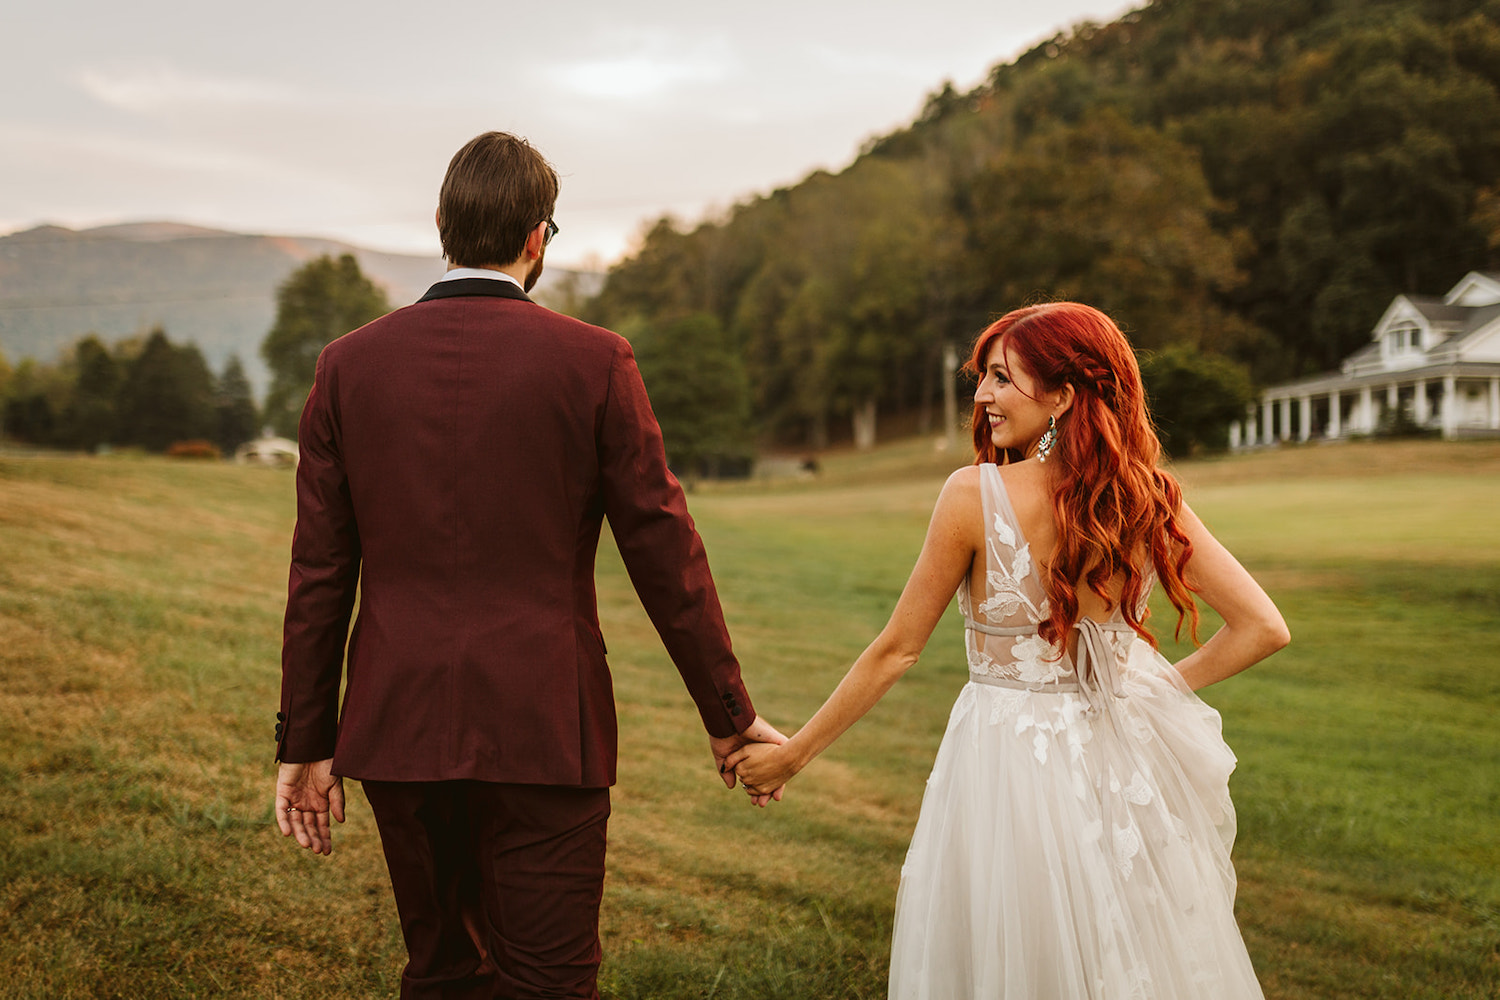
(275, 277, 755, 786)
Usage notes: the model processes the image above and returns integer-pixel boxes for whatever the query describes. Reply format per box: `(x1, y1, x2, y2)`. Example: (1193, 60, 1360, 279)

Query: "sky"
(2, 0, 1137, 271)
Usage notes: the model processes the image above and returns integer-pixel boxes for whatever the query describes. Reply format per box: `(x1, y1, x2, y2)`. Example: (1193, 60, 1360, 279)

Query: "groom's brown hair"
(438, 131, 559, 269)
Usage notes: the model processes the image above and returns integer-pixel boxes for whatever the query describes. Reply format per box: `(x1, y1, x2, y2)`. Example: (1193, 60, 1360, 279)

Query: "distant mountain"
(0, 223, 604, 395)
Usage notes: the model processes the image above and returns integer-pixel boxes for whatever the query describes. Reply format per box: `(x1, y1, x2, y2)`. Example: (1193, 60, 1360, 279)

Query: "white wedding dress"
(888, 464, 1264, 999)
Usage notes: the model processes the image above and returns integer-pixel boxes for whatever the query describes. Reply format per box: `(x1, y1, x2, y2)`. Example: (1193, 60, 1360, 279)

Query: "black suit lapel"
(418, 278, 533, 304)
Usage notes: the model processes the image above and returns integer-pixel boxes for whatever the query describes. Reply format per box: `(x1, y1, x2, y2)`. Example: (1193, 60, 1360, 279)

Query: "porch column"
(1229, 421, 1242, 449)
(1328, 389, 1341, 438)
(1298, 394, 1312, 442)
(1262, 398, 1275, 445)
(1490, 377, 1499, 430)
(1414, 379, 1428, 426)
(1245, 404, 1258, 446)
(1279, 397, 1292, 442)
(1442, 374, 1458, 440)
(1359, 386, 1374, 433)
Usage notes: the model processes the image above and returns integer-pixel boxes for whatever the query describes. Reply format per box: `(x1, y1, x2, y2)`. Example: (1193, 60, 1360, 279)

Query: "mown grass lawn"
(0, 439, 1496, 998)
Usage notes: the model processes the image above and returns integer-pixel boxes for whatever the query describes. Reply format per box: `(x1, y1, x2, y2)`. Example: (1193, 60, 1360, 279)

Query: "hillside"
(587, 0, 1500, 448)
(0, 222, 602, 392)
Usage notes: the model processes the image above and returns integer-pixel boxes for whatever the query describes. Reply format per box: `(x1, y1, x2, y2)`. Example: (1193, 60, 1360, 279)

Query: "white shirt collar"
(440, 267, 523, 289)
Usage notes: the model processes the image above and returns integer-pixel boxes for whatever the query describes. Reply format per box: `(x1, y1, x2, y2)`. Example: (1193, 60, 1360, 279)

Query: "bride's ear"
(1054, 383, 1077, 418)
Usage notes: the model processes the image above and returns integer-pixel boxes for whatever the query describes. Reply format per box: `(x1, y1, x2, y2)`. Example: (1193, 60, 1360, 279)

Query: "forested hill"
(585, 0, 1500, 449)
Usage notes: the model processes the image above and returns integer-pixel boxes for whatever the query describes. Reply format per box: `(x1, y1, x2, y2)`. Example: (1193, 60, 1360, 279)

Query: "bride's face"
(974, 337, 1058, 458)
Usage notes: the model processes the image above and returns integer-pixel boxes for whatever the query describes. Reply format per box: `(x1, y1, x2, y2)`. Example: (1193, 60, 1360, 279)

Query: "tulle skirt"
(888, 640, 1264, 999)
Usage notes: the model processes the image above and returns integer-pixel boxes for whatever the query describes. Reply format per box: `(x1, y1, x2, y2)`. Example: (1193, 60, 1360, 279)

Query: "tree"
(632, 313, 754, 478)
(116, 329, 216, 452)
(261, 254, 390, 438)
(60, 335, 120, 451)
(0, 346, 10, 404)
(2, 358, 68, 445)
(215, 355, 260, 455)
(970, 110, 1251, 353)
(1138, 346, 1254, 457)
(1472, 184, 1500, 253)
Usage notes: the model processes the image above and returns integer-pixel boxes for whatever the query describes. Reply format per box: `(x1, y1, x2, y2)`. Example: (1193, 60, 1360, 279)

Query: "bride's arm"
(729, 469, 981, 794)
(1169, 501, 1290, 691)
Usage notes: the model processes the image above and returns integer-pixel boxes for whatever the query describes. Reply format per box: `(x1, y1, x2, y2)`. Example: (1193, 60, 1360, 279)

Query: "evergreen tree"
(632, 313, 754, 478)
(116, 329, 216, 451)
(61, 335, 120, 451)
(1, 359, 61, 445)
(260, 254, 390, 438)
(214, 355, 261, 455)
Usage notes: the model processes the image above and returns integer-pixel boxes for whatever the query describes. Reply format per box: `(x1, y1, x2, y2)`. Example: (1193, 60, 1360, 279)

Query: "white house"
(1233, 271, 1500, 447)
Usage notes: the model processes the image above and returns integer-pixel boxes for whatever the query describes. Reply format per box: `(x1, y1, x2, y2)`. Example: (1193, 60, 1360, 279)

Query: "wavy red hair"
(967, 302, 1198, 648)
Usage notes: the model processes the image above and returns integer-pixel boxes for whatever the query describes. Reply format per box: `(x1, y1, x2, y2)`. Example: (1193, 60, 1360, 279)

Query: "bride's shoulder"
(935, 466, 984, 519)
(932, 466, 985, 549)
(941, 464, 984, 502)
(946, 464, 982, 486)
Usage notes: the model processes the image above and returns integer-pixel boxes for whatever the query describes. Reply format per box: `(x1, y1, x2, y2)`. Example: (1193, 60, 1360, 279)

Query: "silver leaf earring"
(1036, 415, 1057, 463)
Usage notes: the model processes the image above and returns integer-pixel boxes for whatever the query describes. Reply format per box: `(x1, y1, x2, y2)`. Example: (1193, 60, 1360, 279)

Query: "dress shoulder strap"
(979, 463, 1028, 562)
(968, 463, 1050, 630)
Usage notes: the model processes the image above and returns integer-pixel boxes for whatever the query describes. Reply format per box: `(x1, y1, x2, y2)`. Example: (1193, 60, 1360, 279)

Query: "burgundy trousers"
(362, 780, 611, 1000)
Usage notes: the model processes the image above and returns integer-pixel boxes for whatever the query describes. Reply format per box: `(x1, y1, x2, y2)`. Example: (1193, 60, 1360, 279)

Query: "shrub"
(165, 440, 222, 460)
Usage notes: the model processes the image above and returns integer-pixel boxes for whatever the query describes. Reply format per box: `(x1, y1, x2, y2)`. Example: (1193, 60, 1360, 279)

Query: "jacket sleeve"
(596, 338, 755, 738)
(275, 349, 361, 762)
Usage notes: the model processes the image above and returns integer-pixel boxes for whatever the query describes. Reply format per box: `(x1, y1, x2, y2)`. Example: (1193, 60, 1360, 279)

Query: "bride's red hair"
(967, 302, 1198, 647)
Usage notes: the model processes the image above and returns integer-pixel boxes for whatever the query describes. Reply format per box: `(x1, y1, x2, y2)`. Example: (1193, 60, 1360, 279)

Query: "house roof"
(1444, 271, 1500, 306)
(1405, 298, 1471, 325)
(1341, 342, 1380, 369)
(1269, 359, 1500, 396)
(1461, 302, 1500, 335)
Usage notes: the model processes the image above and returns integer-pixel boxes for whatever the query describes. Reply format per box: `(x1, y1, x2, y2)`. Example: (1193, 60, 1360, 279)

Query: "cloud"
(549, 29, 735, 101)
(0, 121, 267, 176)
(75, 65, 302, 115)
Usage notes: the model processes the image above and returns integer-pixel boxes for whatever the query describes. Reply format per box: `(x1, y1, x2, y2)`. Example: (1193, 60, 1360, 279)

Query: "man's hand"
(709, 715, 788, 807)
(274, 759, 345, 856)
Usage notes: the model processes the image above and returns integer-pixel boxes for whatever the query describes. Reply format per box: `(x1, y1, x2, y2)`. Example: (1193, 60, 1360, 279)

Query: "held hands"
(725, 741, 802, 800)
(274, 758, 345, 855)
(709, 715, 789, 807)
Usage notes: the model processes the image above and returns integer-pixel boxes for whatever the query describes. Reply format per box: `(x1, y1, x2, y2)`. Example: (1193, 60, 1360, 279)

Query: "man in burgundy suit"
(272, 131, 783, 999)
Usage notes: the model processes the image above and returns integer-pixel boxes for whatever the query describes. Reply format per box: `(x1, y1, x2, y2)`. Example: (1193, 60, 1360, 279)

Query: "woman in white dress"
(729, 302, 1289, 999)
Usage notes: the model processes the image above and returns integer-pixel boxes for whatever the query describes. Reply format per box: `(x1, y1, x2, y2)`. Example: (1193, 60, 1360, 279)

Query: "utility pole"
(943, 342, 959, 452)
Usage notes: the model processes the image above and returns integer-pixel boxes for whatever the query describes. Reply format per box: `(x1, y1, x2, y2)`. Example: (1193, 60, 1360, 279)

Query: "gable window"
(1387, 321, 1422, 357)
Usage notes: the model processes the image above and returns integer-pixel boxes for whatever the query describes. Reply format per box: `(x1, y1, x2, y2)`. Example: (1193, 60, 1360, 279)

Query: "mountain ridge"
(0, 222, 602, 394)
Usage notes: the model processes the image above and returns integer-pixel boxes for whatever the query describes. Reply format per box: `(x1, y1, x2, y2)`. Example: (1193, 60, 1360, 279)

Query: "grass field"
(1, 439, 1497, 998)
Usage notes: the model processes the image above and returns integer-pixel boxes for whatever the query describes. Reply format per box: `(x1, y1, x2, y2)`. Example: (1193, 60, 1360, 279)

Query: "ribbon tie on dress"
(1073, 618, 1133, 714)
